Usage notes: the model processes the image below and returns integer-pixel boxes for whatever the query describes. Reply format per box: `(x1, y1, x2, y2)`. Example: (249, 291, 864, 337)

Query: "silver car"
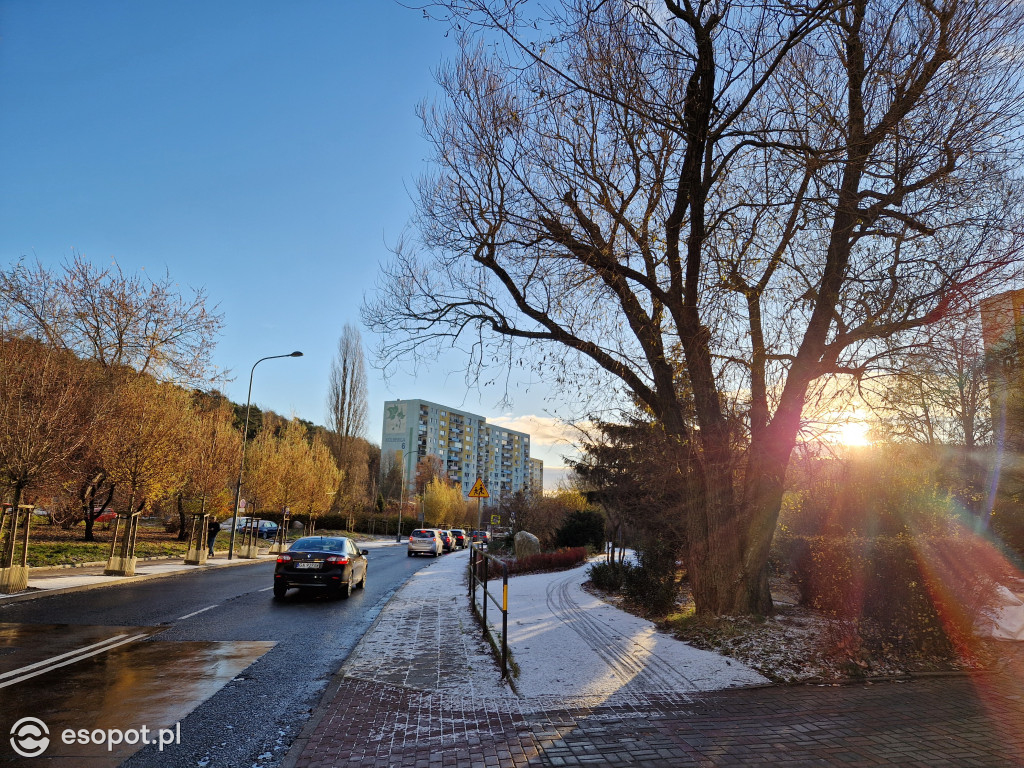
(408, 528, 442, 557)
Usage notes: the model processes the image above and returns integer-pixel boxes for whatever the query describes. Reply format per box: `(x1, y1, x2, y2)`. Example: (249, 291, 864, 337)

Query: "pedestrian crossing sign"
(468, 478, 489, 498)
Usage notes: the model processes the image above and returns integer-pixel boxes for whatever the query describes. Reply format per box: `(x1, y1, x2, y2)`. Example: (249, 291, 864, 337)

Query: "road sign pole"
(468, 477, 489, 533)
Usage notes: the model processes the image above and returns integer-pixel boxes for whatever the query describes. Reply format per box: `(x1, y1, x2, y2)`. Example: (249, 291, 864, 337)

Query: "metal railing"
(468, 543, 509, 679)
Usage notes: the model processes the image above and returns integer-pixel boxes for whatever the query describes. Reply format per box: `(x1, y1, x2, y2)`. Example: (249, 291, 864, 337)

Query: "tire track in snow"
(543, 570, 700, 693)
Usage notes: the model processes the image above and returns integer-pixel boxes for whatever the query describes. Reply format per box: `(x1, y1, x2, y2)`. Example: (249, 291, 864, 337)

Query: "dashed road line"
(177, 604, 219, 621)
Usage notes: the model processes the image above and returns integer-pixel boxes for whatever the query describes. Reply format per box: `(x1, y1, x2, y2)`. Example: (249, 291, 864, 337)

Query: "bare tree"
(327, 324, 368, 442)
(326, 324, 370, 525)
(366, 0, 1024, 615)
(0, 252, 223, 385)
(861, 316, 991, 448)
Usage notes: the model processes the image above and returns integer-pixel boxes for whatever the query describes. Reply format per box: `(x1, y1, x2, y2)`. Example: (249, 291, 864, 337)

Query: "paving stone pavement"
(287, 674, 1024, 767)
(283, 551, 1024, 767)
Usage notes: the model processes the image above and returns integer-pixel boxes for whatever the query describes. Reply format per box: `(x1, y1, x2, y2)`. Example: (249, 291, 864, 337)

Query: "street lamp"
(396, 424, 414, 543)
(228, 351, 303, 560)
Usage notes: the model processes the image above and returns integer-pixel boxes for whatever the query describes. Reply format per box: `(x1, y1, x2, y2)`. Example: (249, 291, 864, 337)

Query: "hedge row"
(508, 547, 588, 575)
(775, 533, 1009, 657)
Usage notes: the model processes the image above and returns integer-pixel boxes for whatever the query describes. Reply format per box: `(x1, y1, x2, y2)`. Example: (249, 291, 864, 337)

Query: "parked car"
(471, 530, 490, 545)
(450, 529, 467, 549)
(408, 528, 443, 557)
(273, 536, 368, 599)
(438, 529, 455, 552)
(223, 516, 280, 539)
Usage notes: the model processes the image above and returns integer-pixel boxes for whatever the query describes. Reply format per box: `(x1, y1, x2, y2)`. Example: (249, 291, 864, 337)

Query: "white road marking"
(0, 632, 149, 689)
(257, 587, 274, 592)
(0, 633, 133, 681)
(177, 604, 218, 621)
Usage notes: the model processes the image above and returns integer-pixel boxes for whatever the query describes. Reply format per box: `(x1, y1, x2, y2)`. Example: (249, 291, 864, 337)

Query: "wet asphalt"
(0, 544, 429, 768)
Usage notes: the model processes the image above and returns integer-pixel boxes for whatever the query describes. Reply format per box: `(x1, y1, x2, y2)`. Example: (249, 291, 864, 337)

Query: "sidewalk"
(284, 550, 1024, 767)
(0, 539, 402, 604)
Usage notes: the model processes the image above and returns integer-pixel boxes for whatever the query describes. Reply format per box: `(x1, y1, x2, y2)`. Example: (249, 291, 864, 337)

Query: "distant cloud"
(542, 465, 572, 492)
(489, 414, 582, 448)
(489, 414, 588, 491)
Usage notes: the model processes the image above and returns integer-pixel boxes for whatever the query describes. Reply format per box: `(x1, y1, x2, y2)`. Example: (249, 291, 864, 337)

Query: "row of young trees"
(0, 335, 344, 538)
(0, 257, 381, 539)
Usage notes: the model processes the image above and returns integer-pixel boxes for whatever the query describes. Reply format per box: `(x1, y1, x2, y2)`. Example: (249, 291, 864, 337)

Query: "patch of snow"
(498, 562, 768, 704)
(978, 586, 1024, 641)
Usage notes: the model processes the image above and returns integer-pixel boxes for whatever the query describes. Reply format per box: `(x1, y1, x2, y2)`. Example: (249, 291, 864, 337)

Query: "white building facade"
(381, 399, 538, 504)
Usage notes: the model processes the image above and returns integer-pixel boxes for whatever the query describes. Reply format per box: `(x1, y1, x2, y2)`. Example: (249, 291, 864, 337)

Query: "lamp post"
(396, 425, 415, 543)
(228, 351, 303, 560)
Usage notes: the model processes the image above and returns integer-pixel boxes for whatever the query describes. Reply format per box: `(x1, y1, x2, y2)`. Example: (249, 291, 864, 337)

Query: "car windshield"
(412, 530, 435, 538)
(290, 537, 346, 552)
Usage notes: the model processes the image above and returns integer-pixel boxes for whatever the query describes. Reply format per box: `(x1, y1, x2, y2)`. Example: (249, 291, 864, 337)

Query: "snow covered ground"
(341, 548, 767, 710)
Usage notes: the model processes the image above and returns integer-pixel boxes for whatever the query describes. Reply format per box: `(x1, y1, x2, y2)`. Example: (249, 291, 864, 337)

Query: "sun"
(837, 420, 872, 447)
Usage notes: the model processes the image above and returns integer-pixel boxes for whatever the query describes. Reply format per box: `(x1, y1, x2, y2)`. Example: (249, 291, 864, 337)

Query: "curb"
(0, 555, 274, 605)
(29, 553, 229, 570)
(279, 551, 449, 768)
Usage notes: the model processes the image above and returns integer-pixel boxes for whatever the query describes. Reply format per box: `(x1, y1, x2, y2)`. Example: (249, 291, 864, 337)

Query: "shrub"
(780, 446, 962, 539)
(779, 533, 1005, 658)
(554, 509, 605, 551)
(991, 496, 1024, 561)
(588, 560, 628, 592)
(622, 538, 680, 616)
(507, 547, 587, 575)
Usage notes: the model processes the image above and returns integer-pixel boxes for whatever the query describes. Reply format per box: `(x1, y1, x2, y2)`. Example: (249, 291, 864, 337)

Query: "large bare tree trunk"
(366, 0, 1024, 616)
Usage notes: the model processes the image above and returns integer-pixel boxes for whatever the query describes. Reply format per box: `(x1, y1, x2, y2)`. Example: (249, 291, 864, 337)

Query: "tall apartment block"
(381, 399, 541, 504)
(528, 458, 544, 497)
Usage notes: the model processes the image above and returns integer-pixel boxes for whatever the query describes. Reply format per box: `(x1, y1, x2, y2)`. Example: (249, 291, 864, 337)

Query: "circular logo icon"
(10, 717, 49, 758)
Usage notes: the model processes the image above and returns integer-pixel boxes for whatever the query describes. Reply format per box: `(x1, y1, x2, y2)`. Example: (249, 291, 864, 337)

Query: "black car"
(450, 529, 467, 549)
(273, 536, 368, 599)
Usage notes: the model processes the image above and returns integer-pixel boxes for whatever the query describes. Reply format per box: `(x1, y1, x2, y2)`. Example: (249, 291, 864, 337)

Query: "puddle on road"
(0, 622, 166, 675)
(0, 625, 274, 767)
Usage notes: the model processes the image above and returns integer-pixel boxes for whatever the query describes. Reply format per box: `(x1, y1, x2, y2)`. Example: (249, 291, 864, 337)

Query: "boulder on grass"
(514, 531, 541, 559)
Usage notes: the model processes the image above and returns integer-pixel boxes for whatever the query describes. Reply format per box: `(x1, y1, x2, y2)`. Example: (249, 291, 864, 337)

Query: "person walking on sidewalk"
(207, 517, 221, 557)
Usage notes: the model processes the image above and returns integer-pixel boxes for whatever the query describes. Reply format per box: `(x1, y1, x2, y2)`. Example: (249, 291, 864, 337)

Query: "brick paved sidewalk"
(287, 674, 1024, 767)
(282, 551, 1024, 767)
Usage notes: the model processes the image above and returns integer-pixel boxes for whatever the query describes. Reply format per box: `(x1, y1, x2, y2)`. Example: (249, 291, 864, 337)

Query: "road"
(0, 542, 431, 767)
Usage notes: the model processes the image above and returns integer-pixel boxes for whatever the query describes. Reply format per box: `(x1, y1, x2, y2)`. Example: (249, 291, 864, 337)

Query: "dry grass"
(21, 519, 189, 566)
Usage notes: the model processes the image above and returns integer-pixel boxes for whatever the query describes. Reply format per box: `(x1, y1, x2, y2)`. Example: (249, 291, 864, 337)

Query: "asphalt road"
(0, 542, 431, 768)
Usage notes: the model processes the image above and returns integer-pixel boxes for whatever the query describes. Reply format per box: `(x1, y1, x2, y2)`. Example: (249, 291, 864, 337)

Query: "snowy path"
(507, 561, 768, 707)
(341, 550, 767, 714)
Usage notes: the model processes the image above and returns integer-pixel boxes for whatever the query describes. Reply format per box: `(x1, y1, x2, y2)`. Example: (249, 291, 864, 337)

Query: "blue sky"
(0, 1, 577, 486)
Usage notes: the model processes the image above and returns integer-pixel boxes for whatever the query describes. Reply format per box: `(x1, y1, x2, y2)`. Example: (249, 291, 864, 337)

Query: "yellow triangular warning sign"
(468, 477, 489, 498)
